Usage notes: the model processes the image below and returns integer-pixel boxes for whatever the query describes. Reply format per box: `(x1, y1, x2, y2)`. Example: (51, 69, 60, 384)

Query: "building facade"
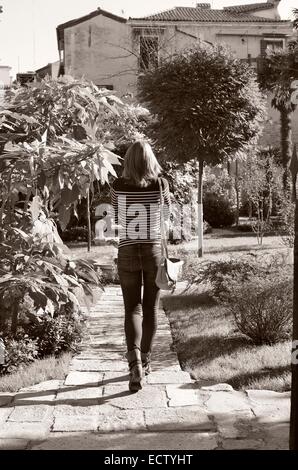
(56, 2, 297, 146)
(0, 65, 12, 88)
(35, 61, 60, 81)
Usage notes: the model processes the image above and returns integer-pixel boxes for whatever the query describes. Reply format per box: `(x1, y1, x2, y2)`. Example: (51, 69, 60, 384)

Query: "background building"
(56, 2, 297, 146)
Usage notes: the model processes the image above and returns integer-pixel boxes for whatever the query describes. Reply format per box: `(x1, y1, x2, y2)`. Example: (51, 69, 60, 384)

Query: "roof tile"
(130, 6, 287, 23)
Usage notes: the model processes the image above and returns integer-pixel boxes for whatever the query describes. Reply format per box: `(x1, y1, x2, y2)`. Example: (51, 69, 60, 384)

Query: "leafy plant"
(24, 315, 83, 357)
(0, 334, 38, 375)
(229, 274, 292, 345)
(0, 227, 101, 336)
(203, 192, 236, 228)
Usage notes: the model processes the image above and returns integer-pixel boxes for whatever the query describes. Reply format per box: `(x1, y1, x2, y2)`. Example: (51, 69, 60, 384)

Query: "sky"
(0, 0, 296, 78)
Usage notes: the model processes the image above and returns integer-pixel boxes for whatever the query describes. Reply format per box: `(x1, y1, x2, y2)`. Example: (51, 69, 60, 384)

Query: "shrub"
(277, 196, 295, 247)
(187, 256, 265, 300)
(0, 334, 38, 376)
(61, 226, 95, 243)
(229, 274, 292, 345)
(203, 192, 236, 228)
(23, 315, 84, 357)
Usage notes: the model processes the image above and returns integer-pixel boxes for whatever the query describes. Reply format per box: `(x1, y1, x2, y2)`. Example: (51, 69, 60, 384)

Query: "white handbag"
(155, 178, 183, 291)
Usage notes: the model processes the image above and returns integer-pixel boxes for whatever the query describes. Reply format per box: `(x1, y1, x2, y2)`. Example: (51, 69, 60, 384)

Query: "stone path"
(0, 286, 290, 450)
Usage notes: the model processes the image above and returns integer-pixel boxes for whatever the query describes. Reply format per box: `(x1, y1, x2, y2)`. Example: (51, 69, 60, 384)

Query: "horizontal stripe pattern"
(111, 177, 170, 248)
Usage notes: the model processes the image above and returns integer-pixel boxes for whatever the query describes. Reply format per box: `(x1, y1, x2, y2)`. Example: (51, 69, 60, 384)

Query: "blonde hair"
(122, 140, 162, 187)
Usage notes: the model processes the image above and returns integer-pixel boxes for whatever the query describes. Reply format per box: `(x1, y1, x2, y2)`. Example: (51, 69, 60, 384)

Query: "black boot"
(127, 348, 143, 392)
(141, 351, 151, 376)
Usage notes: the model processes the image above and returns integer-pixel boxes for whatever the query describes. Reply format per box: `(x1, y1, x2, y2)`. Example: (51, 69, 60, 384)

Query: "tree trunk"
(197, 160, 204, 258)
(290, 199, 298, 449)
(280, 106, 293, 193)
(235, 160, 240, 227)
(86, 189, 91, 252)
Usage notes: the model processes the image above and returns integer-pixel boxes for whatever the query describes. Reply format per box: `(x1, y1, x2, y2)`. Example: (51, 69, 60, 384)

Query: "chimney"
(196, 3, 211, 9)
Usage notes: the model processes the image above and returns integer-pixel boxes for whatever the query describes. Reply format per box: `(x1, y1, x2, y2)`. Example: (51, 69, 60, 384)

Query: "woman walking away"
(111, 141, 170, 392)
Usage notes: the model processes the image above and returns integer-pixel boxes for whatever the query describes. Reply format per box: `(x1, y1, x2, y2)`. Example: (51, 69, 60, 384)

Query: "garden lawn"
(163, 287, 291, 392)
(0, 353, 72, 393)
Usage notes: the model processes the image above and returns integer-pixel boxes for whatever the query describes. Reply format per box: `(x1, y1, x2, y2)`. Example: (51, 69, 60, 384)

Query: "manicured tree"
(138, 43, 266, 256)
(259, 44, 298, 193)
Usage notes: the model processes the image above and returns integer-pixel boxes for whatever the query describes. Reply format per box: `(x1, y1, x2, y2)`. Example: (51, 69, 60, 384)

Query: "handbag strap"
(158, 177, 169, 259)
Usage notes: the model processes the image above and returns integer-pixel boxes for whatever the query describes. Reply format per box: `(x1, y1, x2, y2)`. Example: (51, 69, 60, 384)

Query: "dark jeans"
(117, 243, 161, 353)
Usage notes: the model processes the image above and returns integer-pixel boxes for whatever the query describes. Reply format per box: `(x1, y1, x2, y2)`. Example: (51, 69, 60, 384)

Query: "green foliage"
(24, 315, 83, 357)
(277, 195, 295, 247)
(203, 192, 236, 228)
(241, 147, 283, 243)
(0, 227, 101, 335)
(229, 273, 292, 345)
(187, 256, 265, 300)
(259, 47, 298, 113)
(139, 43, 266, 165)
(61, 226, 93, 243)
(0, 334, 38, 375)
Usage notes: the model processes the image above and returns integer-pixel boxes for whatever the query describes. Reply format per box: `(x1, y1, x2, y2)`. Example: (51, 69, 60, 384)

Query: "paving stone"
(166, 384, 202, 407)
(145, 407, 214, 431)
(247, 390, 290, 423)
(56, 386, 103, 405)
(0, 393, 14, 407)
(90, 337, 124, 346)
(206, 391, 251, 413)
(211, 410, 255, 439)
(247, 390, 291, 406)
(8, 405, 52, 423)
(0, 422, 50, 440)
(64, 372, 103, 386)
(103, 384, 167, 409)
(102, 372, 130, 386)
(13, 389, 57, 405)
(31, 431, 218, 450)
(221, 439, 265, 450)
(70, 359, 127, 372)
(0, 439, 29, 450)
(147, 371, 192, 384)
(53, 405, 100, 432)
(19, 380, 62, 393)
(202, 383, 234, 392)
(0, 407, 12, 423)
(261, 422, 290, 449)
(97, 410, 146, 432)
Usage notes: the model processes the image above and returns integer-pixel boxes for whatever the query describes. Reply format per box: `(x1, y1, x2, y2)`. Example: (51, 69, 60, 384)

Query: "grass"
(163, 287, 291, 392)
(0, 353, 72, 393)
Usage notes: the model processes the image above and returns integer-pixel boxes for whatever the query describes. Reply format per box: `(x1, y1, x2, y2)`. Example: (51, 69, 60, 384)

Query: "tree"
(259, 45, 298, 192)
(0, 76, 147, 248)
(138, 43, 266, 256)
(0, 77, 147, 332)
(294, 8, 298, 31)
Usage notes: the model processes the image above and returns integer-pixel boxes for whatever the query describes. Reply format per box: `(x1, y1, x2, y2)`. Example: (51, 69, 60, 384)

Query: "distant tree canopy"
(138, 43, 266, 256)
(259, 45, 298, 191)
(138, 43, 266, 166)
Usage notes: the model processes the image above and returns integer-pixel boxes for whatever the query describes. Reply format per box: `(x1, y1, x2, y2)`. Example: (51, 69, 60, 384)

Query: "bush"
(61, 226, 94, 242)
(203, 192, 236, 228)
(187, 256, 265, 300)
(23, 315, 84, 357)
(0, 334, 38, 376)
(229, 274, 292, 345)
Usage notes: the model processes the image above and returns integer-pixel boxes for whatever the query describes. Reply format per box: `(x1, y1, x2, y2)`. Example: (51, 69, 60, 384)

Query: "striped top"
(111, 177, 171, 248)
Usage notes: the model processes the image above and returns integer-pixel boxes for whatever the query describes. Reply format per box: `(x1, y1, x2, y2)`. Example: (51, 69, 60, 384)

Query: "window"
(139, 36, 159, 71)
(261, 38, 284, 55)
